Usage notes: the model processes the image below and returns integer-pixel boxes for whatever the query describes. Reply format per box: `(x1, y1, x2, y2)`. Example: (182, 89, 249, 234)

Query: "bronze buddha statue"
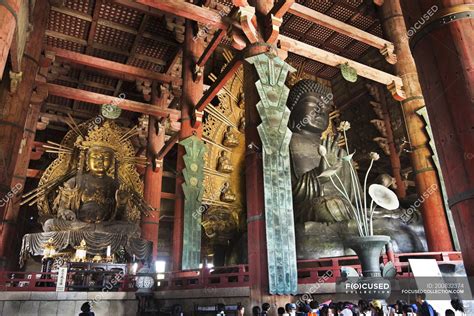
(288, 79, 354, 223)
(287, 80, 427, 258)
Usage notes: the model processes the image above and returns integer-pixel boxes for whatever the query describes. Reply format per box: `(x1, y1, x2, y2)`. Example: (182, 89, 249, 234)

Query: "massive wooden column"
(171, 20, 203, 271)
(0, 0, 20, 79)
(0, 101, 43, 270)
(142, 115, 165, 260)
(396, 0, 474, 275)
(243, 46, 268, 305)
(380, 0, 453, 252)
(0, 0, 50, 269)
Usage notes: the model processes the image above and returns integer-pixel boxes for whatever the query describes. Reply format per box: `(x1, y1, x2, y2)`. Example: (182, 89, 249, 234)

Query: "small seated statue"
(238, 114, 245, 133)
(217, 151, 234, 173)
(222, 126, 239, 147)
(220, 181, 236, 203)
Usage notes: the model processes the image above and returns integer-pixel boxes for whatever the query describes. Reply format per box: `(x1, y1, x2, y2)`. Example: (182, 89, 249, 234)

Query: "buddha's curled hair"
(286, 79, 333, 111)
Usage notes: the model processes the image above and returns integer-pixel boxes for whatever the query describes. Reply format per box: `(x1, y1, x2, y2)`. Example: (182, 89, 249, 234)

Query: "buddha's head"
(287, 79, 333, 134)
(87, 146, 114, 177)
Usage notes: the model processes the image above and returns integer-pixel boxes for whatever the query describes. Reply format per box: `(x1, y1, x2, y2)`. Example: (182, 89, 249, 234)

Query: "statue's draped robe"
(290, 134, 355, 223)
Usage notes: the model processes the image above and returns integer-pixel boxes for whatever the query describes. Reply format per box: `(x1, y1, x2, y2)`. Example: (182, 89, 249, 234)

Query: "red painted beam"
(196, 29, 226, 68)
(161, 192, 176, 200)
(26, 169, 43, 179)
(157, 132, 179, 161)
(135, 0, 226, 30)
(46, 46, 182, 85)
(195, 56, 243, 113)
(164, 48, 182, 76)
(271, 0, 295, 18)
(45, 83, 181, 119)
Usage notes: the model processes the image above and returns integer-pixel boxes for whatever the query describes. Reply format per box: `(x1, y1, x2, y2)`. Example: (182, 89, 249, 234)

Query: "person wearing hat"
(285, 303, 297, 316)
(370, 300, 383, 316)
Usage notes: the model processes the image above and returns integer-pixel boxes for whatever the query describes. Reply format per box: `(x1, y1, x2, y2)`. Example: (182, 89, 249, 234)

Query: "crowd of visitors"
(250, 295, 467, 316)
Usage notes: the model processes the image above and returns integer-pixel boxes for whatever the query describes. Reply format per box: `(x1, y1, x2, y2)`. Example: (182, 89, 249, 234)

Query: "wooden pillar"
(378, 85, 407, 198)
(243, 46, 268, 305)
(0, 102, 42, 270)
(380, 0, 453, 252)
(0, 0, 50, 269)
(171, 20, 203, 271)
(398, 0, 474, 275)
(0, 0, 20, 79)
(142, 115, 165, 260)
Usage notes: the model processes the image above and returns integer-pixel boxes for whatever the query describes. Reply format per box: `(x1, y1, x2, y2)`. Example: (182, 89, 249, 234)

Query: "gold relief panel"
(202, 61, 245, 237)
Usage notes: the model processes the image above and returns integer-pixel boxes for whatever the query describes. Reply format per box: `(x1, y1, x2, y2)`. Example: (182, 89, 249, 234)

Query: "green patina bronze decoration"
(341, 63, 358, 83)
(180, 135, 207, 270)
(246, 53, 298, 295)
(101, 103, 122, 119)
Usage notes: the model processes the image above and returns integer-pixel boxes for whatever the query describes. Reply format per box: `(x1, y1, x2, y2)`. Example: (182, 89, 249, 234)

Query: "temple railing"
(0, 270, 134, 292)
(155, 265, 250, 290)
(296, 251, 463, 284)
(0, 252, 462, 292)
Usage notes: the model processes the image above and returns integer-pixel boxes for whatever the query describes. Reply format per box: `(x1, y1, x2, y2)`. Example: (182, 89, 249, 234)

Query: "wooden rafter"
(46, 47, 181, 85)
(45, 83, 181, 118)
(196, 29, 226, 68)
(278, 35, 405, 99)
(156, 132, 179, 160)
(73, 0, 103, 113)
(270, 0, 296, 19)
(195, 56, 243, 113)
(44, 30, 169, 67)
(164, 47, 182, 75)
(134, 0, 226, 29)
(113, 14, 149, 97)
(50, 5, 178, 48)
(132, 0, 391, 56)
(288, 3, 396, 63)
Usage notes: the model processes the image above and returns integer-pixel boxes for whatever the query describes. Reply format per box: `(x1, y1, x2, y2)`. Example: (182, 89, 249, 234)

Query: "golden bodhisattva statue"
(20, 118, 153, 266)
(44, 144, 139, 235)
(217, 151, 234, 173)
(220, 182, 236, 203)
(222, 126, 239, 147)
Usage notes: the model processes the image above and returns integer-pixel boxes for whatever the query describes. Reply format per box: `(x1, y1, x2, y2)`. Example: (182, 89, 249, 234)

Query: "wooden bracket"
(193, 64, 204, 82)
(30, 77, 49, 105)
(387, 80, 406, 101)
(232, 0, 249, 7)
(238, 6, 259, 44)
(264, 14, 283, 44)
(265, 0, 294, 44)
(136, 79, 152, 102)
(9, 71, 23, 93)
(380, 44, 397, 65)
